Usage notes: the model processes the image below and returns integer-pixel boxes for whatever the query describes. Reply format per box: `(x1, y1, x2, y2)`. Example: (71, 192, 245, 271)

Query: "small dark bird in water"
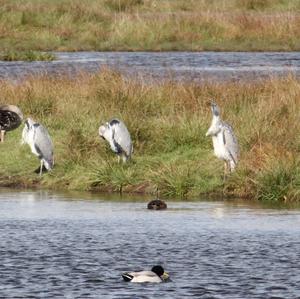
(122, 265, 169, 283)
(147, 199, 167, 210)
(0, 104, 23, 142)
(147, 187, 167, 210)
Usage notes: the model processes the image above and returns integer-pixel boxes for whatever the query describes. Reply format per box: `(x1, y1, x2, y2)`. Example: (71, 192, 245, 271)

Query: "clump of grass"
(148, 162, 195, 198)
(0, 70, 300, 201)
(93, 161, 140, 193)
(105, 0, 143, 12)
(0, 51, 55, 61)
(252, 159, 300, 201)
(239, 0, 274, 10)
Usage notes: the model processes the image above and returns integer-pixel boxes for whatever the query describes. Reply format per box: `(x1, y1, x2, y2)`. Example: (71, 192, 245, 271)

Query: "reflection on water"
(0, 189, 300, 298)
(1, 52, 300, 82)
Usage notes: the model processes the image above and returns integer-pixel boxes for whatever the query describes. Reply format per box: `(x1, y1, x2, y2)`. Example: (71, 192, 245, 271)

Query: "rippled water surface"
(0, 189, 300, 298)
(1, 52, 300, 82)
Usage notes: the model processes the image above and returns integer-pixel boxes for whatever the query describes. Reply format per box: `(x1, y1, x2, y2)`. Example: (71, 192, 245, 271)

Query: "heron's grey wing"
(222, 122, 239, 164)
(33, 124, 54, 167)
(113, 122, 132, 157)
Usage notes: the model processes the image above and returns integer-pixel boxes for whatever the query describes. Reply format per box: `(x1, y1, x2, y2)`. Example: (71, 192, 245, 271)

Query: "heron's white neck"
(104, 127, 118, 152)
(211, 114, 221, 125)
(206, 115, 222, 137)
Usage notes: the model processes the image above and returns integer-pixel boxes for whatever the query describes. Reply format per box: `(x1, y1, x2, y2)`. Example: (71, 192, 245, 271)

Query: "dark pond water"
(1, 52, 300, 82)
(0, 189, 300, 298)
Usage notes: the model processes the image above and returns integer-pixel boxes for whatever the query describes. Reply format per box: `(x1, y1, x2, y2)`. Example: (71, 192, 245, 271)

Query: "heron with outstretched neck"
(206, 101, 239, 180)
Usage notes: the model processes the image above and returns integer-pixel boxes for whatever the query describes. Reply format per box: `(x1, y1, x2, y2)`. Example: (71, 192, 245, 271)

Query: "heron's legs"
(223, 162, 228, 182)
(39, 160, 43, 177)
(122, 154, 127, 164)
(0, 130, 5, 142)
(117, 155, 121, 164)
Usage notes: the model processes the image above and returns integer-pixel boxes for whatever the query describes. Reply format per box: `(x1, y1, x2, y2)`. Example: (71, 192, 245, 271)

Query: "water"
(0, 189, 300, 298)
(1, 52, 300, 82)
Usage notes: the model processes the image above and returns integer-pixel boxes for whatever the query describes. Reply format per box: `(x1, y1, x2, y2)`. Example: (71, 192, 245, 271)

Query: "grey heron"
(122, 265, 169, 283)
(0, 105, 23, 142)
(206, 101, 239, 178)
(99, 118, 133, 163)
(21, 118, 54, 176)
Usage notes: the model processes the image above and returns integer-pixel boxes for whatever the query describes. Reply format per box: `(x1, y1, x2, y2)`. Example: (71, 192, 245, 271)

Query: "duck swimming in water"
(122, 265, 169, 283)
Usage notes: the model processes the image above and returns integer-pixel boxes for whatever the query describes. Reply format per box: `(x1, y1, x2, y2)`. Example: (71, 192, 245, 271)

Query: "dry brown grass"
(1, 0, 300, 51)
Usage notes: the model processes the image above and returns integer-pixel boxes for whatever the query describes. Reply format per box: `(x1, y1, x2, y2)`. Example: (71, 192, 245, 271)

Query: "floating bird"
(21, 118, 54, 176)
(206, 101, 239, 179)
(122, 265, 169, 283)
(99, 118, 133, 163)
(147, 199, 167, 210)
(0, 104, 23, 142)
(147, 187, 167, 210)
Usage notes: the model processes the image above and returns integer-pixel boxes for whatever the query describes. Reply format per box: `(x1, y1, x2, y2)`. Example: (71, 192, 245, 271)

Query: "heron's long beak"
(205, 129, 212, 137)
(161, 271, 169, 281)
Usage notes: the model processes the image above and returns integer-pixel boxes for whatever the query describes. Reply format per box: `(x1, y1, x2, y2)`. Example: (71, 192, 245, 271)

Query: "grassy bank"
(1, 0, 300, 52)
(0, 70, 300, 201)
(0, 50, 55, 61)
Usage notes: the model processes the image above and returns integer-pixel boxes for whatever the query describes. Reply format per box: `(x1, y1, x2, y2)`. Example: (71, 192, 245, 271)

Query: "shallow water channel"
(0, 189, 300, 298)
(1, 52, 300, 82)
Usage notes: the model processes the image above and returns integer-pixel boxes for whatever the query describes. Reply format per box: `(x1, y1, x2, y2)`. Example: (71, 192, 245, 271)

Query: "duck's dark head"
(151, 265, 169, 280)
(151, 265, 164, 276)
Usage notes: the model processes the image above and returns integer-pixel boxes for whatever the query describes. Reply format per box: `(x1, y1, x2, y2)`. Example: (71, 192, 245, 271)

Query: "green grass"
(0, 0, 300, 52)
(0, 50, 55, 61)
(0, 70, 300, 201)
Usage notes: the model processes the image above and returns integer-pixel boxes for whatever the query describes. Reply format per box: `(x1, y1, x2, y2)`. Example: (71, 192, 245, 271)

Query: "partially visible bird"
(206, 101, 239, 179)
(21, 118, 54, 176)
(147, 187, 167, 210)
(122, 265, 169, 283)
(99, 118, 133, 163)
(147, 199, 167, 210)
(0, 104, 23, 142)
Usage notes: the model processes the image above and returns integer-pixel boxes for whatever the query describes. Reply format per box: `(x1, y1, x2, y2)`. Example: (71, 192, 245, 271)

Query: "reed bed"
(0, 0, 300, 52)
(0, 70, 299, 201)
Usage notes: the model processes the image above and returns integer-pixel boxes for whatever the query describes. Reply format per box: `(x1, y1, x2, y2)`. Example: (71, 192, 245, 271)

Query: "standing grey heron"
(99, 118, 133, 163)
(206, 101, 239, 178)
(21, 118, 54, 176)
(0, 104, 23, 142)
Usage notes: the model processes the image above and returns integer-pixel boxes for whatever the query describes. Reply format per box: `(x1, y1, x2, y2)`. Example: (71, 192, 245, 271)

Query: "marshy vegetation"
(0, 0, 300, 52)
(0, 50, 55, 61)
(0, 70, 299, 201)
